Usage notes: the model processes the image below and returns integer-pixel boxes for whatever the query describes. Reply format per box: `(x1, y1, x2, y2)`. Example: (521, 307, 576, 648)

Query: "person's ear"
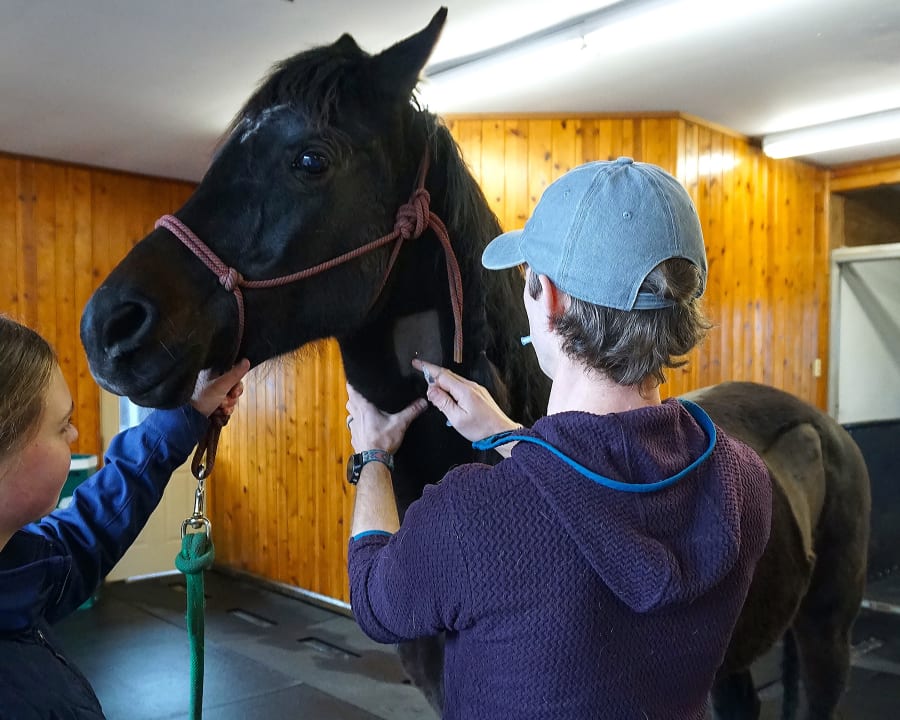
(538, 274, 570, 324)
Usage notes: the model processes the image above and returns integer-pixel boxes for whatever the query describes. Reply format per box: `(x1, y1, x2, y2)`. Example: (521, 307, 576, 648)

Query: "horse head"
(81, 9, 462, 409)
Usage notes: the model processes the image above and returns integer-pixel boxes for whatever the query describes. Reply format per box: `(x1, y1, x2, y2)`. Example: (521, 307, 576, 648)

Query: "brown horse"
(80, 9, 870, 718)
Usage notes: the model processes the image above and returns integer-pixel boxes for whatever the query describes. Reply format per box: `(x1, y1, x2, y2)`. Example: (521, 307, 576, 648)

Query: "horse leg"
(713, 483, 813, 720)
(711, 670, 760, 720)
(781, 629, 800, 719)
(791, 519, 867, 717)
(397, 634, 444, 713)
(791, 573, 863, 719)
(791, 611, 853, 719)
(792, 428, 869, 720)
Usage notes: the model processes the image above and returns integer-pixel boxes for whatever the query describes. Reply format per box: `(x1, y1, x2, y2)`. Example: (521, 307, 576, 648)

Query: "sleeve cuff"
(350, 529, 394, 542)
(140, 405, 209, 455)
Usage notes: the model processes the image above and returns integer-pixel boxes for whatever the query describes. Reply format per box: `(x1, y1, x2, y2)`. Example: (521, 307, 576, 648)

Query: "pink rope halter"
(153, 150, 465, 478)
(155, 150, 464, 366)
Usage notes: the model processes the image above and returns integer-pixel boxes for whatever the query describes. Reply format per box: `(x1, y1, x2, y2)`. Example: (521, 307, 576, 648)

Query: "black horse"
(80, 9, 870, 719)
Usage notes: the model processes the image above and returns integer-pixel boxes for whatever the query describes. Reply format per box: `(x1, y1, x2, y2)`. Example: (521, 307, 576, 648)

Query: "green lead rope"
(176, 532, 215, 720)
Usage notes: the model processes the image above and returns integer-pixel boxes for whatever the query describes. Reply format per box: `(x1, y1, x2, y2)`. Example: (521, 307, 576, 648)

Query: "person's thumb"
(398, 398, 428, 429)
(218, 359, 251, 389)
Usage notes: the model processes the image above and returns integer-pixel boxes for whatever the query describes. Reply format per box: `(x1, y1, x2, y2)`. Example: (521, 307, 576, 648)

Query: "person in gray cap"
(344, 158, 772, 719)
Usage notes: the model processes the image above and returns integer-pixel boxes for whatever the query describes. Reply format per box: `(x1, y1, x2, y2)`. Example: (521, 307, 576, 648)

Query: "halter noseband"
(154, 149, 465, 478)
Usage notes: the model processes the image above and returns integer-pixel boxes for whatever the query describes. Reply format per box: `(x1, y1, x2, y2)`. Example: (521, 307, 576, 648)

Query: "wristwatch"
(346, 449, 394, 485)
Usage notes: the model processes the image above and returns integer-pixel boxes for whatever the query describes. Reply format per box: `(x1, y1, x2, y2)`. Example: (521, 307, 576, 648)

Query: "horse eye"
(292, 152, 329, 175)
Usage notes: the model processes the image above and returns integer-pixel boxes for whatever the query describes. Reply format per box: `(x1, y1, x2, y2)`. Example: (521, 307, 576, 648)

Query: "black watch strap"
(346, 449, 394, 485)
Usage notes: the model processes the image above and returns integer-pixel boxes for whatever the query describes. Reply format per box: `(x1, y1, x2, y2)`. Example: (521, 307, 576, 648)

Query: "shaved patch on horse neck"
(392, 310, 443, 377)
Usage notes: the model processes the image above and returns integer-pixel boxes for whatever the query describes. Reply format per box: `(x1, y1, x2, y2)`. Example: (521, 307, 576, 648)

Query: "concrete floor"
(57, 570, 438, 720)
(56, 570, 900, 719)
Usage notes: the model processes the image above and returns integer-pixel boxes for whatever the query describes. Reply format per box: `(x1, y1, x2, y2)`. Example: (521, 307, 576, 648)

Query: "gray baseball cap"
(482, 157, 707, 309)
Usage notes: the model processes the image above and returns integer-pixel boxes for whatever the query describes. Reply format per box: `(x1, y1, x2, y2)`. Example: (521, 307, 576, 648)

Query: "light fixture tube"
(762, 108, 900, 159)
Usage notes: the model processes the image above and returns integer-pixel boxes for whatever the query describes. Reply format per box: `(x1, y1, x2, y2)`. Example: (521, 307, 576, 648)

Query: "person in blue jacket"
(0, 314, 249, 719)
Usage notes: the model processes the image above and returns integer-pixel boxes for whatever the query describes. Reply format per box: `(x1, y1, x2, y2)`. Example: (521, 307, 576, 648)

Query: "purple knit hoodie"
(349, 399, 772, 719)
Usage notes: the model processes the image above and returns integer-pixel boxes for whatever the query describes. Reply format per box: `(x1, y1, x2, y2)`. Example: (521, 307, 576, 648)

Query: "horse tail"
(781, 628, 800, 720)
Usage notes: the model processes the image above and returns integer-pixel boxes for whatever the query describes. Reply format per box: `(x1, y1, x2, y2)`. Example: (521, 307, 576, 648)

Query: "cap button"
(615, 157, 634, 165)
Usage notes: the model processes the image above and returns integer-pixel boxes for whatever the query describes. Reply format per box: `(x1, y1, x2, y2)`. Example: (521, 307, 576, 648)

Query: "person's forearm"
(350, 462, 400, 537)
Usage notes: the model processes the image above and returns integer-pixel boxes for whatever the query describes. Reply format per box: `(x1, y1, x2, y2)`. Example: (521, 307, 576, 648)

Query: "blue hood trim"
(473, 399, 716, 493)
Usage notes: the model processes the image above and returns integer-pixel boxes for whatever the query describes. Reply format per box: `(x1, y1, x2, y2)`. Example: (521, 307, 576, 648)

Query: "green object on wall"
(59, 453, 100, 609)
(58, 454, 98, 509)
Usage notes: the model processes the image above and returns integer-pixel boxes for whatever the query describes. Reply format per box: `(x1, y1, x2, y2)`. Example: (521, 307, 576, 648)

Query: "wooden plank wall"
(830, 155, 900, 192)
(0, 152, 195, 458)
(211, 341, 354, 599)
(447, 114, 830, 407)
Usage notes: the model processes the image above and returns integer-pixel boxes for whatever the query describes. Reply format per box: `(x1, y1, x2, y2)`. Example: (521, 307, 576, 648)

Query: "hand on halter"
(190, 359, 251, 418)
(345, 383, 428, 455)
(412, 359, 519, 444)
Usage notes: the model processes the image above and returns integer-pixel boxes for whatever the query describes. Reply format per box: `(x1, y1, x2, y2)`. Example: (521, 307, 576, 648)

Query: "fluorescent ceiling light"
(762, 108, 900, 159)
(425, 0, 784, 80)
(582, 0, 782, 49)
(418, 37, 587, 109)
(421, 0, 786, 111)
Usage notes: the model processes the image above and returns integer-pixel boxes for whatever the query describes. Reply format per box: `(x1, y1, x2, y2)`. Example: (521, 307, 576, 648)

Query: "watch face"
(346, 453, 361, 484)
(346, 450, 393, 484)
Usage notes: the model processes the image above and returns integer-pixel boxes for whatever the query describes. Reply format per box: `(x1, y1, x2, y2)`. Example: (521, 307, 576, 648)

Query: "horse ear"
(335, 33, 361, 53)
(371, 7, 448, 98)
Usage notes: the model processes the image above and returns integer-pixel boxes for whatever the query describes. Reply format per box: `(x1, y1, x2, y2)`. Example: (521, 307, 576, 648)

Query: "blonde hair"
(0, 316, 57, 460)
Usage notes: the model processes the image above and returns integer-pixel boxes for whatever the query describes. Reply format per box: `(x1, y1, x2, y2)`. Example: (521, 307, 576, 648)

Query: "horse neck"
(421, 135, 550, 426)
(337, 133, 493, 410)
(340, 118, 549, 424)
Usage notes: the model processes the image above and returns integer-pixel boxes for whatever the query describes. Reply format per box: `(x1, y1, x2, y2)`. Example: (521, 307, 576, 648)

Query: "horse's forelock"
(228, 43, 369, 137)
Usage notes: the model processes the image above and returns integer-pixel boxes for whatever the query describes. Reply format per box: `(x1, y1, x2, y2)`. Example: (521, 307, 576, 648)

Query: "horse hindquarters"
(713, 478, 814, 720)
(715, 419, 870, 720)
(714, 422, 824, 719)
(790, 429, 870, 719)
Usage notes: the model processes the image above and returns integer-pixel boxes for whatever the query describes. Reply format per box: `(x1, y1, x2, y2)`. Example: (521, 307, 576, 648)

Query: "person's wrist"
(347, 448, 394, 484)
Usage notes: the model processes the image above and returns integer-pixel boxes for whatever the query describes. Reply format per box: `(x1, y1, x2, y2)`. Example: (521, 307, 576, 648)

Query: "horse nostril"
(102, 300, 156, 358)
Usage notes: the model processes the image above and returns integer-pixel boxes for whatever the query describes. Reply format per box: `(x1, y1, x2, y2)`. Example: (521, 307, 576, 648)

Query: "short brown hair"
(528, 259, 710, 386)
(0, 316, 57, 460)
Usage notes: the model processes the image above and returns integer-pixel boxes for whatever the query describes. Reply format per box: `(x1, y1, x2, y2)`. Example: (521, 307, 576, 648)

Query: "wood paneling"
(830, 155, 900, 192)
(0, 152, 194, 459)
(448, 115, 830, 407)
(211, 343, 354, 598)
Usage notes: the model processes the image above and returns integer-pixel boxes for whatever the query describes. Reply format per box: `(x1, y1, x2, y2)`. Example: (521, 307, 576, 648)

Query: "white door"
(829, 243, 900, 424)
(101, 390, 196, 581)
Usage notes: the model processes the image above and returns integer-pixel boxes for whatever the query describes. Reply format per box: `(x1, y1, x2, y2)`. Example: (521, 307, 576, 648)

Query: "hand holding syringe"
(412, 358, 521, 456)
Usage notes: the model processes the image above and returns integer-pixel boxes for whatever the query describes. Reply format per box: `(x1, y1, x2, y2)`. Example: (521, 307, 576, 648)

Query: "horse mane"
(420, 111, 502, 265)
(420, 110, 548, 425)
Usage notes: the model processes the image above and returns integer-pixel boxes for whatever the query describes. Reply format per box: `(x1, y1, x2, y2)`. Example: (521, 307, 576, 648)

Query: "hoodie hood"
(503, 399, 744, 613)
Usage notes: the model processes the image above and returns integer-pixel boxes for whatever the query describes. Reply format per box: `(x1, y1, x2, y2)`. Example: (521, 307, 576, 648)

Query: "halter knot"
(218, 268, 242, 291)
(393, 188, 431, 240)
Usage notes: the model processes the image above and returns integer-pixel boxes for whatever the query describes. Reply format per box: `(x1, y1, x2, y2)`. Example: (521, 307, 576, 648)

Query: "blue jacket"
(0, 406, 207, 720)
